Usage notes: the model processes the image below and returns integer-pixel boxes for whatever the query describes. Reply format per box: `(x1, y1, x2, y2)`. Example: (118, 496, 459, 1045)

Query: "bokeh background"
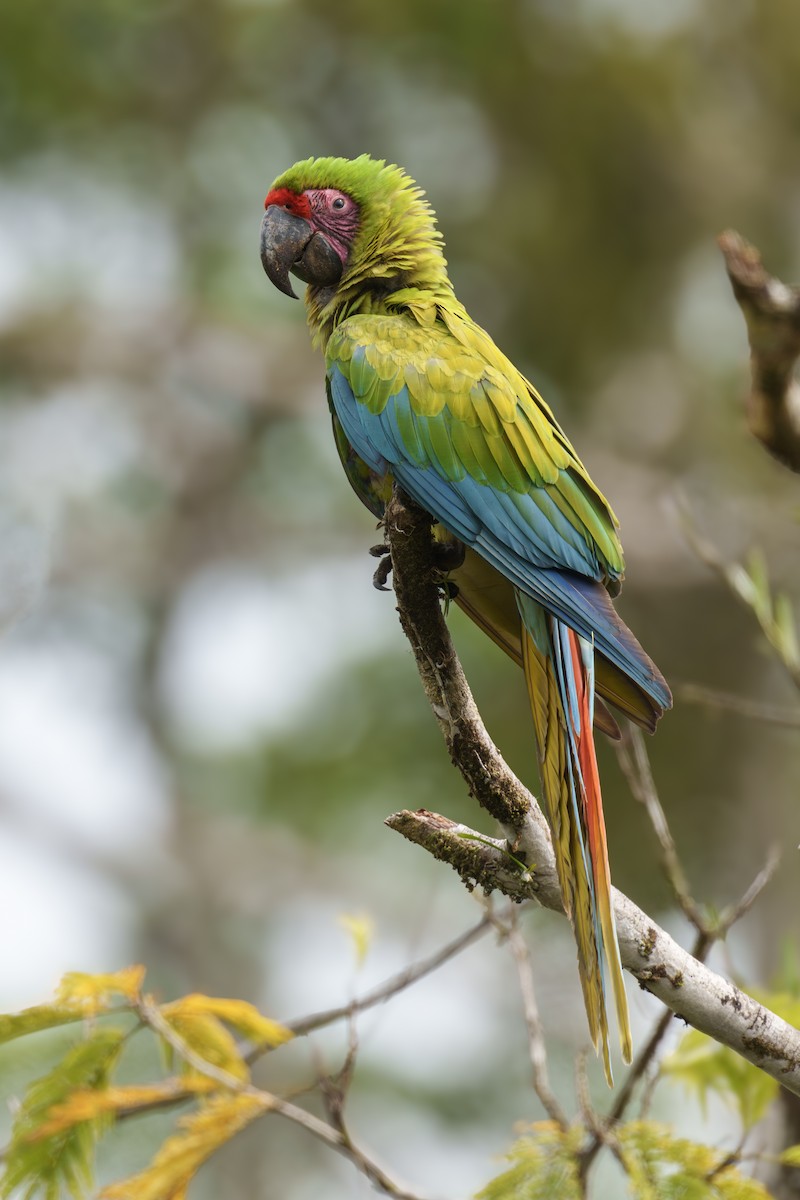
(2, 1, 800, 1196)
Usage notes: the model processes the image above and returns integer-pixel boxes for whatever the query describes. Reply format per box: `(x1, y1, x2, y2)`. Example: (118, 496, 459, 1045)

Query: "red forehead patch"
(264, 187, 312, 218)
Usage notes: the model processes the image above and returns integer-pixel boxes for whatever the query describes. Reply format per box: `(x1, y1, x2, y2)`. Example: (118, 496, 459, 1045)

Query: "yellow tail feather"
(521, 620, 631, 1084)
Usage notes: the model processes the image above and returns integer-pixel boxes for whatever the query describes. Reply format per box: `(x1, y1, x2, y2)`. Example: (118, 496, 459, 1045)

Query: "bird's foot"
(369, 542, 393, 591)
(368, 535, 464, 599)
(430, 538, 464, 610)
(431, 539, 466, 573)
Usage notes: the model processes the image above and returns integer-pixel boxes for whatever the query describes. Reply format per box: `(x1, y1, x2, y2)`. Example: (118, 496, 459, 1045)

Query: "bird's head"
(260, 181, 358, 299)
(260, 154, 448, 303)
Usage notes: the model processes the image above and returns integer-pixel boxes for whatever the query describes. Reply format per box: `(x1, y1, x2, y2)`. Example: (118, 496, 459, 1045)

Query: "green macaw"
(260, 154, 671, 1082)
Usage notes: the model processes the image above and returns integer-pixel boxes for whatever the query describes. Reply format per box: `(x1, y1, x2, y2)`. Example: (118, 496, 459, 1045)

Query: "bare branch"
(719, 229, 800, 473)
(134, 995, 248, 1093)
(384, 488, 800, 1097)
(718, 844, 782, 936)
(615, 725, 706, 933)
(138, 989, 433, 1199)
(267, 1093, 430, 1200)
(496, 907, 570, 1129)
(281, 912, 493, 1041)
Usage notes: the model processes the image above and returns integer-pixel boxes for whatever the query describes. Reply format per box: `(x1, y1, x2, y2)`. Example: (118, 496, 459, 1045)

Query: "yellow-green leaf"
(338, 913, 374, 968)
(779, 1144, 800, 1167)
(663, 1027, 777, 1129)
(160, 994, 292, 1049)
(31, 1078, 215, 1140)
(617, 1120, 773, 1199)
(775, 592, 799, 668)
(0, 1001, 87, 1046)
(665, 986, 800, 1130)
(476, 1121, 584, 1200)
(99, 1092, 273, 1200)
(57, 966, 146, 1015)
(2, 1027, 125, 1200)
(159, 1006, 248, 1082)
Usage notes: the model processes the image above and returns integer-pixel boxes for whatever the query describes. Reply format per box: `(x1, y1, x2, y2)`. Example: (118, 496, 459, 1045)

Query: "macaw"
(260, 154, 671, 1082)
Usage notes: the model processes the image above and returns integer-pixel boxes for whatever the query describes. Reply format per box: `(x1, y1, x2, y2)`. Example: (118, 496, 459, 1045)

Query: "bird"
(260, 154, 671, 1082)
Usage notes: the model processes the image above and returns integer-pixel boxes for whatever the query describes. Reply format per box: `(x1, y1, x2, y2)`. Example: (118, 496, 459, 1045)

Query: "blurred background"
(1, 0, 800, 1196)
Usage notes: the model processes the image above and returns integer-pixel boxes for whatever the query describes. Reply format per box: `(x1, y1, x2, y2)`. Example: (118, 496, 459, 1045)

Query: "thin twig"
(281, 913, 493, 1042)
(575, 1053, 625, 1179)
(108, 916, 494, 1133)
(138, 994, 430, 1199)
(267, 1093, 430, 1200)
(718, 844, 782, 935)
(498, 908, 569, 1129)
(615, 724, 705, 932)
(676, 682, 800, 729)
(135, 995, 248, 1093)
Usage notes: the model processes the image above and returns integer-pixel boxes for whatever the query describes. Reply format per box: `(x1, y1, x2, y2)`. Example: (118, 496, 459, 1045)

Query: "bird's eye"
(332, 196, 346, 210)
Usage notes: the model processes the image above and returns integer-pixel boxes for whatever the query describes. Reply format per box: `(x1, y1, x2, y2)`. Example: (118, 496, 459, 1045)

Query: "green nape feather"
(269, 154, 456, 348)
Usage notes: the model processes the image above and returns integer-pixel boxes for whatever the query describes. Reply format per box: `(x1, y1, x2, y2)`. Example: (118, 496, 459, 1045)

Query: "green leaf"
(475, 1122, 584, 1200)
(0, 1003, 87, 1047)
(744, 549, 772, 626)
(1, 1026, 126, 1200)
(617, 1120, 773, 1199)
(663, 1027, 777, 1129)
(774, 592, 799, 669)
(665, 987, 800, 1130)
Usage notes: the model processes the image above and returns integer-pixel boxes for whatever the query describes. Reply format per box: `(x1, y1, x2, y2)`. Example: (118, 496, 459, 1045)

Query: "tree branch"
(383, 487, 800, 1095)
(499, 907, 570, 1129)
(719, 228, 800, 473)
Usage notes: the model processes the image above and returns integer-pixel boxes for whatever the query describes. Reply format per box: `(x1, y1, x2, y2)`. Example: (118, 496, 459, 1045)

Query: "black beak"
(260, 206, 343, 299)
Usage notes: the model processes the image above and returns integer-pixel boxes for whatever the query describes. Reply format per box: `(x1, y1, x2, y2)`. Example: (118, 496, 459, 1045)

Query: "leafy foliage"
(725, 550, 800, 678)
(0, 967, 146, 1048)
(664, 1026, 777, 1130)
(98, 1094, 273, 1200)
(665, 989, 800, 1129)
(161, 994, 293, 1053)
(477, 1119, 774, 1200)
(475, 1122, 584, 1200)
(2, 1027, 126, 1200)
(0, 969, 292, 1200)
(617, 1121, 772, 1200)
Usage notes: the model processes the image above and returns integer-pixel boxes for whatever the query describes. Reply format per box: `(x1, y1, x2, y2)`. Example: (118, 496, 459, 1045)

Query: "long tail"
(517, 593, 631, 1084)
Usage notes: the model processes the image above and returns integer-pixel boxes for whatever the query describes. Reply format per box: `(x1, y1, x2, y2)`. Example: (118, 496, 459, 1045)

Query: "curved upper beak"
(260, 205, 312, 299)
(260, 205, 344, 300)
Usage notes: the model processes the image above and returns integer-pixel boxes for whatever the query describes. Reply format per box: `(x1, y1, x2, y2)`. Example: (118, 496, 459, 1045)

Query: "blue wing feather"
(328, 363, 671, 712)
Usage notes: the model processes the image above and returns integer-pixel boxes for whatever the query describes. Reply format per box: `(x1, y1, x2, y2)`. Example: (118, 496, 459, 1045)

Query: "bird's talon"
(372, 556, 393, 591)
(369, 542, 389, 558)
